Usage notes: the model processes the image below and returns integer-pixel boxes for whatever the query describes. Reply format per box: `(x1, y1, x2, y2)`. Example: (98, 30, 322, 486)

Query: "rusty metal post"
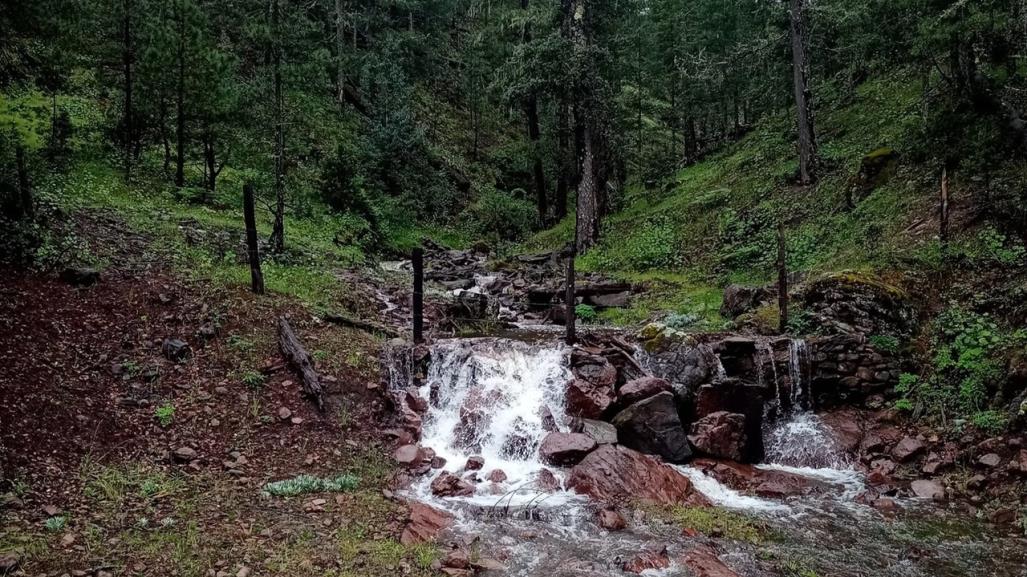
(413, 247, 424, 343)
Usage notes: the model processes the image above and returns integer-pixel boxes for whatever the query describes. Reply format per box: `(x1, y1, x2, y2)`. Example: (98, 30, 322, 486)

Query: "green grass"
(643, 503, 769, 544)
(262, 474, 361, 497)
(521, 73, 933, 326)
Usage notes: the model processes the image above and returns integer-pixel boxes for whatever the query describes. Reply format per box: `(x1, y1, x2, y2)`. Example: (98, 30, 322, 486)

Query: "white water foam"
(675, 466, 790, 513)
(412, 339, 580, 507)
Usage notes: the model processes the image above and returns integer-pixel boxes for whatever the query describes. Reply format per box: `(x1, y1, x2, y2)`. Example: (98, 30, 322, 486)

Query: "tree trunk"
(203, 125, 216, 193)
(277, 317, 324, 410)
(940, 166, 950, 249)
(521, 0, 548, 225)
(777, 222, 788, 334)
(16, 144, 32, 219)
(789, 0, 816, 185)
(565, 0, 609, 252)
(555, 102, 570, 221)
(335, 0, 346, 105)
(269, 0, 286, 254)
(122, 0, 134, 183)
(243, 184, 265, 295)
(175, 3, 186, 188)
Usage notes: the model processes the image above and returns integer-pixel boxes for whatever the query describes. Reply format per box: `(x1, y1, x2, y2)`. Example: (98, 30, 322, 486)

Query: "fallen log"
(277, 316, 324, 410)
(323, 313, 399, 338)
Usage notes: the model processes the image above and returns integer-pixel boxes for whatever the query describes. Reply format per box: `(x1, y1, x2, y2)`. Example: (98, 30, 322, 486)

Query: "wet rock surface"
(612, 392, 693, 463)
(567, 444, 708, 505)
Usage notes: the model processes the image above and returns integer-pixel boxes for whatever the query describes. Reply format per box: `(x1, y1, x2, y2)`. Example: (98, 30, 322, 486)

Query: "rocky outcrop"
(430, 472, 475, 497)
(539, 432, 597, 466)
(720, 284, 773, 319)
(809, 334, 901, 406)
(567, 445, 708, 506)
(572, 418, 618, 445)
(612, 392, 692, 463)
(799, 272, 916, 338)
(565, 379, 616, 419)
(682, 546, 741, 577)
(689, 412, 748, 461)
(691, 459, 833, 497)
(622, 548, 670, 574)
(400, 502, 454, 545)
(618, 376, 673, 406)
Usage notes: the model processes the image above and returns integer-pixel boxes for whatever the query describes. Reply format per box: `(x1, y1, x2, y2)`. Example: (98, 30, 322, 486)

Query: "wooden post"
(777, 222, 788, 334)
(15, 144, 32, 218)
(243, 184, 265, 295)
(565, 244, 576, 346)
(940, 166, 950, 250)
(413, 247, 424, 344)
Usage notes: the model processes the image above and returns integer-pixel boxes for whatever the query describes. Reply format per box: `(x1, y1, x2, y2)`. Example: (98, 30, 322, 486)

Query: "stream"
(387, 335, 1027, 577)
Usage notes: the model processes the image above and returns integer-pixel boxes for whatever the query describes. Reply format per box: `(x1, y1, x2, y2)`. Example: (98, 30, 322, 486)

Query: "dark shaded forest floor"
(0, 212, 439, 576)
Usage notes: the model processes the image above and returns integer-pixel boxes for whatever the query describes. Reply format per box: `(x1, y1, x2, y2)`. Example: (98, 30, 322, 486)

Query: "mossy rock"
(800, 271, 916, 337)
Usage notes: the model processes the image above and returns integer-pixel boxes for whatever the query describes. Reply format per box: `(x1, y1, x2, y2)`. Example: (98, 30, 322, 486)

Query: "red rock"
(393, 445, 424, 467)
(430, 472, 475, 497)
(819, 409, 864, 453)
(400, 502, 454, 545)
(539, 432, 597, 466)
(1011, 449, 1027, 474)
(910, 479, 945, 501)
(872, 497, 899, 514)
(623, 547, 670, 574)
(688, 411, 748, 462)
(535, 469, 561, 492)
(567, 445, 709, 506)
(444, 548, 471, 569)
(464, 456, 485, 471)
(682, 545, 740, 577)
(431, 456, 447, 469)
(978, 453, 1002, 468)
(487, 469, 507, 483)
(691, 459, 831, 497)
(565, 379, 615, 419)
(618, 377, 672, 406)
(572, 354, 617, 388)
(402, 388, 429, 413)
(597, 508, 627, 531)
(891, 436, 925, 462)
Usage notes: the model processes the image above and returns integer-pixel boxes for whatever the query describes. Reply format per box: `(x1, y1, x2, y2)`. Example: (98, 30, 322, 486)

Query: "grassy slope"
(526, 73, 939, 327)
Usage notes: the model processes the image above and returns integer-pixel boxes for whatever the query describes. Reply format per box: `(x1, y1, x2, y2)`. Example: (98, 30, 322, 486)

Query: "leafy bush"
(895, 308, 1015, 426)
(262, 474, 360, 497)
(971, 410, 1008, 434)
(869, 334, 901, 354)
(239, 370, 265, 390)
(960, 226, 1026, 267)
(575, 304, 597, 323)
(154, 403, 175, 428)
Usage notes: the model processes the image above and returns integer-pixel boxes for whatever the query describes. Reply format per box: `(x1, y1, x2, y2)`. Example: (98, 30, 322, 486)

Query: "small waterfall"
(764, 339, 848, 469)
(413, 339, 574, 504)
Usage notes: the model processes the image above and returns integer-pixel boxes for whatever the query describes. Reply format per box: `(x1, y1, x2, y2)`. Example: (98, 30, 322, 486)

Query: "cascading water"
(764, 339, 849, 470)
(412, 339, 578, 506)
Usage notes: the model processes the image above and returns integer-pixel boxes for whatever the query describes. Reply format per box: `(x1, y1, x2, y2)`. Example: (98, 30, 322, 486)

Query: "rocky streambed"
(379, 329, 1027, 577)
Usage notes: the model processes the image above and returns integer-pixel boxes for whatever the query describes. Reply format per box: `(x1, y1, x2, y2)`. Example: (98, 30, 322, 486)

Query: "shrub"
(575, 304, 597, 323)
(971, 410, 1008, 434)
(869, 334, 901, 354)
(154, 403, 175, 428)
(239, 370, 265, 390)
(44, 516, 67, 532)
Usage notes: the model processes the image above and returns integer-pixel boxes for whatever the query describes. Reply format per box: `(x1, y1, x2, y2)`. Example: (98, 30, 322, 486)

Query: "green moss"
(642, 503, 769, 544)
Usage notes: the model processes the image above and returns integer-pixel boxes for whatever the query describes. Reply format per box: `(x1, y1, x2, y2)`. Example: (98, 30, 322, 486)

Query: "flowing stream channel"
(388, 337, 1027, 577)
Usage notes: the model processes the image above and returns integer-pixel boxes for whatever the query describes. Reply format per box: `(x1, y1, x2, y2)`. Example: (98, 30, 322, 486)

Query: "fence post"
(243, 184, 264, 295)
(413, 247, 424, 344)
(777, 222, 788, 334)
(565, 244, 576, 346)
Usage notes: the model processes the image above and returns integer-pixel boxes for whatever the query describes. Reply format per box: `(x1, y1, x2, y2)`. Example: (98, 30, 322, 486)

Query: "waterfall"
(412, 339, 574, 504)
(763, 339, 847, 469)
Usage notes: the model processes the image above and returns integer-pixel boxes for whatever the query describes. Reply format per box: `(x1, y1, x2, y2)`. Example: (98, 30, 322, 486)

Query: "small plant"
(313, 349, 330, 361)
(575, 304, 597, 323)
(664, 312, 700, 330)
(239, 370, 265, 389)
(971, 410, 1008, 434)
(262, 474, 360, 497)
(154, 403, 175, 427)
(44, 516, 67, 532)
(869, 334, 901, 354)
(227, 335, 255, 352)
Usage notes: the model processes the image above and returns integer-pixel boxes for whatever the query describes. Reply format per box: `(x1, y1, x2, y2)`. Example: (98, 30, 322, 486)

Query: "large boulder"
(567, 445, 708, 506)
(799, 272, 916, 338)
(688, 412, 748, 462)
(720, 284, 772, 319)
(618, 376, 673, 407)
(612, 392, 692, 463)
(539, 432, 597, 467)
(572, 353, 618, 388)
(694, 380, 766, 462)
(636, 328, 716, 390)
(565, 379, 616, 419)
